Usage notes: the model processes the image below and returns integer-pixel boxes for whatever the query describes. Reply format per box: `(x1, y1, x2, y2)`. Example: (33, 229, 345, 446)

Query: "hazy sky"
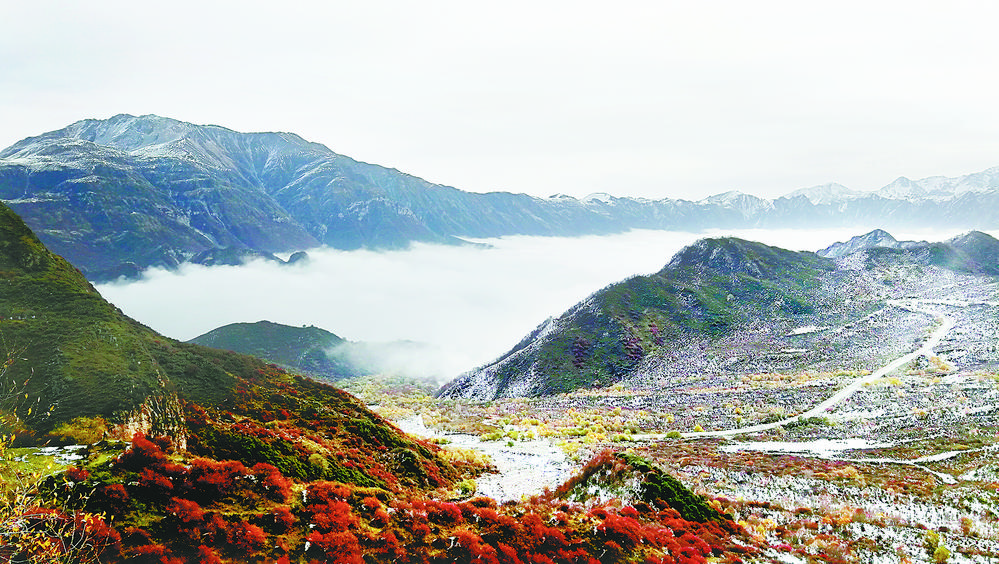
(3, 1, 999, 201)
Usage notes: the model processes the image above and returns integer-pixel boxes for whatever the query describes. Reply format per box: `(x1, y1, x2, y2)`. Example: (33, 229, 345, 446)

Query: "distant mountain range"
(439, 230, 999, 399)
(2, 114, 998, 281)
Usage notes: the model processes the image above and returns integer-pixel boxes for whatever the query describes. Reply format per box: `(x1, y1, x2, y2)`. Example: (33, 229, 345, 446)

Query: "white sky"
(3, 1, 999, 200)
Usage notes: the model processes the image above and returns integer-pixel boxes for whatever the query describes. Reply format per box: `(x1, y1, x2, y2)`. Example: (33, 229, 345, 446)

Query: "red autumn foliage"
(226, 520, 266, 554)
(426, 500, 464, 525)
(188, 457, 249, 501)
(306, 530, 363, 564)
(196, 545, 223, 564)
(138, 467, 173, 495)
(172, 497, 204, 521)
(65, 465, 90, 482)
(118, 432, 167, 471)
(251, 462, 292, 502)
(269, 505, 296, 533)
(91, 483, 129, 515)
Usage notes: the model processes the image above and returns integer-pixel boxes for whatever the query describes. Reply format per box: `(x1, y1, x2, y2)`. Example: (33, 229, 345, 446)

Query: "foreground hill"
(3, 114, 998, 280)
(440, 230, 999, 400)
(0, 202, 754, 564)
(0, 201, 460, 494)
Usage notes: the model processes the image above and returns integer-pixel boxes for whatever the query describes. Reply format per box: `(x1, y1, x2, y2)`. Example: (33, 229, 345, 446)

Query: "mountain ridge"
(440, 230, 999, 400)
(3, 114, 999, 281)
(439, 237, 836, 399)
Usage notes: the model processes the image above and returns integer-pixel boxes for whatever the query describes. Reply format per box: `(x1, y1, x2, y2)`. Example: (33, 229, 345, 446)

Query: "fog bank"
(97, 227, 978, 380)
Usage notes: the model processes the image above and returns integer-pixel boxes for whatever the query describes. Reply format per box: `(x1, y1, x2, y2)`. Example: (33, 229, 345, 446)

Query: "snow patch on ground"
(720, 438, 893, 458)
(787, 325, 829, 336)
(396, 416, 576, 502)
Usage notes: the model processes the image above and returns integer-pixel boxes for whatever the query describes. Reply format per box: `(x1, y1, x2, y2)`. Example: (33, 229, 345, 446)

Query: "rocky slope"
(439, 231, 999, 400)
(2, 114, 998, 281)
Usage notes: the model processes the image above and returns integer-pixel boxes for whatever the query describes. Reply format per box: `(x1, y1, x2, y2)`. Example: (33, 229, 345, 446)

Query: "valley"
(349, 266, 999, 563)
(3, 136, 999, 563)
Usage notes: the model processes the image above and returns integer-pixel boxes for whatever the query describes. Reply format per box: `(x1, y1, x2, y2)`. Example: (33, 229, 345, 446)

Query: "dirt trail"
(637, 299, 964, 440)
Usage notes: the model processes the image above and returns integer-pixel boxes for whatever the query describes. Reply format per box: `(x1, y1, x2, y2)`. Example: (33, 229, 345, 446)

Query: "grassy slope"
(188, 320, 362, 381)
(486, 237, 835, 396)
(0, 202, 460, 493)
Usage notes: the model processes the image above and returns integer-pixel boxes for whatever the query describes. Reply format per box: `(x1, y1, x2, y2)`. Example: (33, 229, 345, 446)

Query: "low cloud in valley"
(97, 227, 981, 382)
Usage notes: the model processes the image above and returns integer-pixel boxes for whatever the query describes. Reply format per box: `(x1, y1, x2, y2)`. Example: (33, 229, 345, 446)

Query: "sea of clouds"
(97, 226, 981, 383)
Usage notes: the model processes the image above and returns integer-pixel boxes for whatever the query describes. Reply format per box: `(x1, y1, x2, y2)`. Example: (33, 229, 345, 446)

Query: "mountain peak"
(665, 236, 828, 280)
(782, 182, 861, 205)
(817, 229, 912, 259)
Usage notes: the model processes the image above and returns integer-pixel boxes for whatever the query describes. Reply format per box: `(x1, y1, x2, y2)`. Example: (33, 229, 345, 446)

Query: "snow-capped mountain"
(817, 229, 922, 259)
(1, 114, 997, 280)
(783, 183, 862, 206)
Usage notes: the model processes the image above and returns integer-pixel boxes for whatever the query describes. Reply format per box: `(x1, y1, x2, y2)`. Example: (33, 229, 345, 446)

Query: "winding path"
(638, 299, 960, 440)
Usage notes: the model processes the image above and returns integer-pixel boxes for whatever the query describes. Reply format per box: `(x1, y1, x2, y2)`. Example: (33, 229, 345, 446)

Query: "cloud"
(96, 227, 979, 381)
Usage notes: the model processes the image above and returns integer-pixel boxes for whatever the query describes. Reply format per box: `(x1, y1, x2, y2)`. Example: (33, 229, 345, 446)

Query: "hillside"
(0, 203, 755, 564)
(439, 237, 837, 399)
(440, 231, 999, 400)
(0, 201, 461, 494)
(3, 114, 998, 281)
(188, 320, 448, 382)
(188, 321, 360, 381)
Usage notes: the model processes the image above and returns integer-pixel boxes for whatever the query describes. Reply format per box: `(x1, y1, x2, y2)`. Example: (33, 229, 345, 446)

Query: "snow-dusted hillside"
(2, 114, 998, 280)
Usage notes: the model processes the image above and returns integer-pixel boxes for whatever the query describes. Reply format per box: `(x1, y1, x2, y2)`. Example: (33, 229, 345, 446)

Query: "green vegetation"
(188, 320, 362, 381)
(482, 237, 836, 396)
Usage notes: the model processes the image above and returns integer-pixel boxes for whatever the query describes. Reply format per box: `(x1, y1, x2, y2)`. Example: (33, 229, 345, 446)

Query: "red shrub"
(138, 467, 173, 496)
(196, 545, 223, 564)
(306, 530, 363, 564)
(118, 433, 168, 471)
(166, 497, 205, 524)
(189, 458, 249, 501)
(65, 466, 90, 483)
(251, 462, 292, 502)
(596, 512, 644, 550)
(371, 508, 390, 528)
(374, 530, 405, 560)
(496, 542, 522, 564)
(426, 501, 464, 525)
(270, 506, 296, 533)
(227, 520, 267, 554)
(309, 500, 358, 533)
(91, 483, 129, 514)
(306, 481, 352, 504)
(131, 543, 168, 562)
(521, 513, 567, 551)
(152, 435, 174, 454)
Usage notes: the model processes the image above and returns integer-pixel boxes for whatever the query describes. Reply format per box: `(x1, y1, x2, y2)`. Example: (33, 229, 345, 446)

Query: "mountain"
(188, 321, 360, 381)
(0, 201, 757, 564)
(3, 115, 998, 281)
(783, 182, 861, 205)
(817, 229, 922, 259)
(0, 201, 461, 492)
(438, 237, 835, 399)
(190, 320, 454, 383)
(947, 230, 999, 275)
(439, 230, 999, 400)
